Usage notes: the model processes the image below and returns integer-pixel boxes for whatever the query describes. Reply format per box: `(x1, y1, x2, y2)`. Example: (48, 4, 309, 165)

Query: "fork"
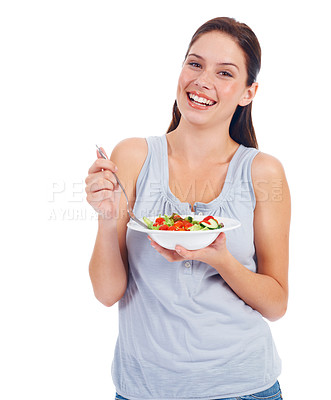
(95, 145, 150, 229)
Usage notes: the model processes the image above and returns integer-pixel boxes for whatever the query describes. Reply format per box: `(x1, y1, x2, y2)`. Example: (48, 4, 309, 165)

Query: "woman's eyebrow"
(187, 53, 239, 71)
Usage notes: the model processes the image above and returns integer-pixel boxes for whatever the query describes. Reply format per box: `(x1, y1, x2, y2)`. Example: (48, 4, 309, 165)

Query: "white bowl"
(127, 215, 241, 250)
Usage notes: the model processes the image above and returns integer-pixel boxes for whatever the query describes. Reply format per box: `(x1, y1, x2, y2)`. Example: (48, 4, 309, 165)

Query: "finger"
(174, 245, 201, 260)
(86, 179, 115, 194)
(87, 189, 116, 203)
(176, 240, 216, 259)
(85, 170, 117, 188)
(148, 237, 183, 262)
(175, 232, 226, 259)
(209, 232, 226, 248)
(88, 158, 118, 174)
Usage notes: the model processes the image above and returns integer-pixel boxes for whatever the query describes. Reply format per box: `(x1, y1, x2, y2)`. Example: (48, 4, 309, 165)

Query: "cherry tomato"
(172, 214, 183, 223)
(201, 216, 218, 225)
(202, 215, 215, 222)
(159, 224, 169, 230)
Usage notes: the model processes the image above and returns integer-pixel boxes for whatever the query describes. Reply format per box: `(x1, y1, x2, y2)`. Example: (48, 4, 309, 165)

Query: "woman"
(85, 17, 290, 400)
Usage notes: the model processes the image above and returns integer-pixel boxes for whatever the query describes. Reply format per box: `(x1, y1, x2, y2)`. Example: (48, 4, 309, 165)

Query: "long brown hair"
(167, 17, 261, 149)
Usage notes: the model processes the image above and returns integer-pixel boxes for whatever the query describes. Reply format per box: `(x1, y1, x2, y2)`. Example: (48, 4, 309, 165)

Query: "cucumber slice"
(188, 224, 203, 231)
(200, 218, 219, 229)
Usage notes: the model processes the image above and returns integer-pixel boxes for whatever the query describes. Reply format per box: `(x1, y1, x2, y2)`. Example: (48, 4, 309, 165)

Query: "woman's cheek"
(219, 81, 238, 96)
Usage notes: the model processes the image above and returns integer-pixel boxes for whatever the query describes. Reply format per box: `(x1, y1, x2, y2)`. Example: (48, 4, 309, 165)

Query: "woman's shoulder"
(110, 137, 148, 179)
(251, 151, 288, 201)
(252, 151, 286, 180)
(111, 137, 148, 162)
(111, 137, 148, 157)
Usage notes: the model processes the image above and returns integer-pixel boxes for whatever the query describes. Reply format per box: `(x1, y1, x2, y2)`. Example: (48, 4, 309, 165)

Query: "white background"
(0, 0, 330, 399)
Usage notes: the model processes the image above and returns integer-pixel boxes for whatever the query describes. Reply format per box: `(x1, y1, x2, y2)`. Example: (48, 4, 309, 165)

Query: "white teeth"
(188, 93, 215, 106)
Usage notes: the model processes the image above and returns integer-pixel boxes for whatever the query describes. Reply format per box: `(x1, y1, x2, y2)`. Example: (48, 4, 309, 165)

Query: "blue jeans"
(115, 380, 283, 400)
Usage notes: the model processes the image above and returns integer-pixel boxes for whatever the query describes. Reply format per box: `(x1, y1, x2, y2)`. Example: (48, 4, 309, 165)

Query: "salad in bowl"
(127, 213, 240, 250)
(143, 213, 224, 231)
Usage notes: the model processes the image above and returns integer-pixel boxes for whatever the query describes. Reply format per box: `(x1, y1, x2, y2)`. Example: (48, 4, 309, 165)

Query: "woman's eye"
(188, 62, 201, 68)
(218, 71, 233, 77)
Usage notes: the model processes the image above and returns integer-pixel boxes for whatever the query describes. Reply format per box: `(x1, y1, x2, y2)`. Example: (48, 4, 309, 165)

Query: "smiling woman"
(175, 31, 258, 140)
(168, 18, 261, 148)
(85, 16, 289, 400)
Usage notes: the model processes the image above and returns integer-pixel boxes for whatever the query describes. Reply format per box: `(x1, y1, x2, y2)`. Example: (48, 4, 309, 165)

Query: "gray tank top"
(112, 134, 281, 400)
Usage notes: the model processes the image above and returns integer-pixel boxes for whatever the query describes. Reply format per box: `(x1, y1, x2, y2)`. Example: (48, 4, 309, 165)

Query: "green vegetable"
(188, 224, 204, 231)
(200, 218, 219, 229)
(143, 217, 153, 229)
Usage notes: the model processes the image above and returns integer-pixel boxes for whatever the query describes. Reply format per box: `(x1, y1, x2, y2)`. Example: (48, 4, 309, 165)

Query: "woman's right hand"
(85, 147, 121, 219)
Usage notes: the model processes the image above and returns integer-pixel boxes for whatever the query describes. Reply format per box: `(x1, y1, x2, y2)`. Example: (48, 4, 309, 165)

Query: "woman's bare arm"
(87, 138, 147, 306)
(214, 153, 290, 321)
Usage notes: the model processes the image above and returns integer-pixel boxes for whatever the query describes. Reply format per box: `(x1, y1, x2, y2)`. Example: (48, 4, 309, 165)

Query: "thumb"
(175, 245, 203, 260)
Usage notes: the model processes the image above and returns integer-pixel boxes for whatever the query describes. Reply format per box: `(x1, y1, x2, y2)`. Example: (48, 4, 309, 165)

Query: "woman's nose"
(194, 70, 213, 90)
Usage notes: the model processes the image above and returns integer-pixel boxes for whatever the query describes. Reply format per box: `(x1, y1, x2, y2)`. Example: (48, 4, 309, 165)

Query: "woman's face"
(176, 31, 257, 129)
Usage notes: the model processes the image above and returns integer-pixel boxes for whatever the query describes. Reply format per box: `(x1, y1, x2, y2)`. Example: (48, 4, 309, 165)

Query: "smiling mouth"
(187, 92, 217, 107)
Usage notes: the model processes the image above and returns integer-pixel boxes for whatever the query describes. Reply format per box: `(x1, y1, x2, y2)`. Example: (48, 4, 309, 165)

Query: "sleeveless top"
(111, 134, 281, 400)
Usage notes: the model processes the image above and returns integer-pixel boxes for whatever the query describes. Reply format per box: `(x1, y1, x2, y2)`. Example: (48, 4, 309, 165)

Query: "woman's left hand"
(148, 232, 228, 267)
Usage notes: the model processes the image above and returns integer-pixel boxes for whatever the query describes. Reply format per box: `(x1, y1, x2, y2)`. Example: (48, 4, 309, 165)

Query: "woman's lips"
(186, 91, 217, 110)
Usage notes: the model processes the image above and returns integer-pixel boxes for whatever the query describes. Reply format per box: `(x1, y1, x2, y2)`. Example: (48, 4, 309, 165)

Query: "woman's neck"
(167, 120, 239, 166)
